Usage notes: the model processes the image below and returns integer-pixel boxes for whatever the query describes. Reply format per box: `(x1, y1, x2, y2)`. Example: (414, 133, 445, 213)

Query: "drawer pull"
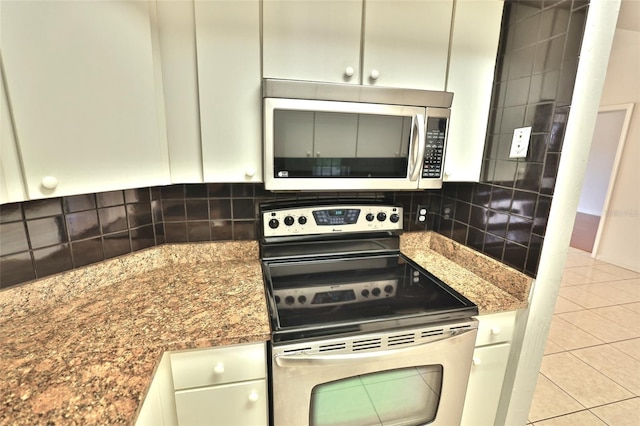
(472, 357, 481, 366)
(248, 391, 259, 402)
(491, 326, 501, 335)
(213, 363, 225, 374)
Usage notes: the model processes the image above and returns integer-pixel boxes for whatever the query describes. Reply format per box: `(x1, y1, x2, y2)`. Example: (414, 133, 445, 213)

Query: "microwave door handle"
(409, 114, 426, 181)
(274, 328, 475, 368)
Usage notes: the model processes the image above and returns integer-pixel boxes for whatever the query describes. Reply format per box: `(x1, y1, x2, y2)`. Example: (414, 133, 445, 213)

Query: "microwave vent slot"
(352, 337, 382, 351)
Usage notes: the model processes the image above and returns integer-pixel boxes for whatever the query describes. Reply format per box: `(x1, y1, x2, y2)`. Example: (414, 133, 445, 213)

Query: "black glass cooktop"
(262, 253, 478, 342)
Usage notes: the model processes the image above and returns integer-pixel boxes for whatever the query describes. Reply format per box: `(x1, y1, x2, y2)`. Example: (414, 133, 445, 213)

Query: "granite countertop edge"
(0, 232, 531, 424)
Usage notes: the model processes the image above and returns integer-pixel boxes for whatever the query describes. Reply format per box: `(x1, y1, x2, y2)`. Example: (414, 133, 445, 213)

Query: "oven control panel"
(273, 280, 398, 309)
(262, 204, 403, 238)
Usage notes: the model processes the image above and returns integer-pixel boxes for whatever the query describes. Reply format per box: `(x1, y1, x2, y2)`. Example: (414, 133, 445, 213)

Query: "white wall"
(595, 28, 640, 272)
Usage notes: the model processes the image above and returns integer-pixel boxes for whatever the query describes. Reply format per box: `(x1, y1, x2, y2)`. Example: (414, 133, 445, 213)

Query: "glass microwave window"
(273, 109, 412, 178)
(310, 365, 443, 426)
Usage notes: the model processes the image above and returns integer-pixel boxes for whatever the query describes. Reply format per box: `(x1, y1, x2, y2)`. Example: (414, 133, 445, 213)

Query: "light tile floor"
(528, 247, 640, 425)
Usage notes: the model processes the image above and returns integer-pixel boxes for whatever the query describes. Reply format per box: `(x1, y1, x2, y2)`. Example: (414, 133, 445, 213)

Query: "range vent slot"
(422, 329, 445, 338)
(283, 347, 312, 354)
(387, 333, 416, 346)
(318, 343, 347, 353)
(450, 325, 471, 332)
(352, 338, 382, 351)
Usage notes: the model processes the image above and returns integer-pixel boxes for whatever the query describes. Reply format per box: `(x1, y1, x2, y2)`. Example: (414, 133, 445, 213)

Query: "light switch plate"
(509, 126, 532, 158)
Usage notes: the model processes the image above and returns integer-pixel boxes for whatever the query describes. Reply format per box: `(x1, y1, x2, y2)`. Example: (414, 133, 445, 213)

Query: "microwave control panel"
(262, 204, 403, 238)
(422, 117, 447, 179)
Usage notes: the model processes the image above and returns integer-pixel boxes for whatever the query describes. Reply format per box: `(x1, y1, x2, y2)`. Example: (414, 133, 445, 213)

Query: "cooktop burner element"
(259, 200, 478, 342)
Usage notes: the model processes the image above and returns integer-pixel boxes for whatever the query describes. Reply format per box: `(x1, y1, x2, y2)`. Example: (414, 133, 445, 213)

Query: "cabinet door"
(1, 0, 170, 199)
(175, 380, 267, 426)
(195, 0, 262, 183)
(362, 0, 453, 90)
(0, 52, 26, 204)
(461, 343, 511, 426)
(444, 0, 504, 182)
(263, 0, 363, 84)
(156, 0, 203, 183)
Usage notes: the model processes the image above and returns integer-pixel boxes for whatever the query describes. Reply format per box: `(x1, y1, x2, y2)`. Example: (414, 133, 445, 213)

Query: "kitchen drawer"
(175, 379, 267, 426)
(474, 311, 517, 347)
(170, 342, 265, 390)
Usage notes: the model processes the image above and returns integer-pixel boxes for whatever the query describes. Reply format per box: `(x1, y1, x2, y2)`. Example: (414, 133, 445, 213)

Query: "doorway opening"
(570, 103, 634, 254)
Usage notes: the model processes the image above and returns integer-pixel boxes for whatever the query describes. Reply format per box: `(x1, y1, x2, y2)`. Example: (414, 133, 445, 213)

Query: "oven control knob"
(298, 216, 307, 225)
(372, 288, 381, 296)
(384, 285, 394, 294)
(361, 289, 370, 297)
(390, 213, 400, 223)
(268, 219, 279, 229)
(366, 213, 375, 222)
(376, 212, 387, 222)
(298, 295, 307, 304)
(274, 295, 281, 304)
(284, 216, 295, 226)
(285, 296, 295, 305)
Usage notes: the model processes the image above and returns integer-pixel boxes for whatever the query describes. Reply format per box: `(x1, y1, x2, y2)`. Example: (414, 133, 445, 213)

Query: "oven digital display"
(312, 209, 360, 225)
(312, 290, 356, 305)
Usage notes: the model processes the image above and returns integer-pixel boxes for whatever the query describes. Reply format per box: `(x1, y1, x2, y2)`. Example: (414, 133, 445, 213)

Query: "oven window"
(310, 365, 443, 426)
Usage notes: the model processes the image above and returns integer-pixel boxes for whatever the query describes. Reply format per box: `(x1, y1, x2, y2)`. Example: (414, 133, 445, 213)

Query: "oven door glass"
(310, 365, 443, 426)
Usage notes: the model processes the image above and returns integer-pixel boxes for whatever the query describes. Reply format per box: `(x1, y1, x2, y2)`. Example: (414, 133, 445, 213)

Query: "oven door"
(270, 320, 478, 426)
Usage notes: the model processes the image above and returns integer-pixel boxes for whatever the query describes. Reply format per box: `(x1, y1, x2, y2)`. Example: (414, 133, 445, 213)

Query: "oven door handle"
(274, 329, 474, 367)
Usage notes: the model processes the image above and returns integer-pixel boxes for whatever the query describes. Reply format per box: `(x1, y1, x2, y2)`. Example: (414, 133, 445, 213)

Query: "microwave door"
(264, 98, 426, 191)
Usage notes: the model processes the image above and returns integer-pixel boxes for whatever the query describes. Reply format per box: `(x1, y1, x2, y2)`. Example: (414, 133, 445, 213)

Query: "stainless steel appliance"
(263, 79, 453, 191)
(260, 200, 478, 426)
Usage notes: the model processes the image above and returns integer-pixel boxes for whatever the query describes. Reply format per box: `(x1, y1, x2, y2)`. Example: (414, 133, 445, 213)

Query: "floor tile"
(532, 410, 606, 425)
(594, 264, 640, 280)
(611, 338, 640, 362)
(570, 266, 622, 283)
(625, 302, 640, 313)
(558, 310, 640, 343)
(564, 252, 598, 268)
(580, 282, 639, 304)
(558, 286, 617, 309)
(590, 397, 640, 425)
(540, 352, 634, 408)
(547, 316, 604, 351)
(590, 305, 640, 334)
(561, 270, 593, 286)
(571, 344, 640, 395)
(528, 374, 585, 423)
(609, 278, 640, 299)
(544, 339, 565, 355)
(553, 296, 583, 314)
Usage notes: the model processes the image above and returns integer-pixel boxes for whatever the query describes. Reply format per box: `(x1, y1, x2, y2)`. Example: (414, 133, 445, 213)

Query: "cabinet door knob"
(370, 69, 379, 80)
(345, 66, 355, 77)
(245, 168, 256, 178)
(472, 357, 481, 366)
(248, 391, 259, 402)
(41, 176, 59, 190)
(491, 326, 501, 335)
(213, 363, 224, 374)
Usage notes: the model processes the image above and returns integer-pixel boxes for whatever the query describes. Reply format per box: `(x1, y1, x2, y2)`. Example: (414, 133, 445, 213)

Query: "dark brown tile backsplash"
(434, 0, 588, 276)
(0, 0, 588, 289)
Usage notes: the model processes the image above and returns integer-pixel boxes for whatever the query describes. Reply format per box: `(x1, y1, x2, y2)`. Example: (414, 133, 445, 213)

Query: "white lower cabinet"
(136, 342, 268, 426)
(461, 311, 517, 426)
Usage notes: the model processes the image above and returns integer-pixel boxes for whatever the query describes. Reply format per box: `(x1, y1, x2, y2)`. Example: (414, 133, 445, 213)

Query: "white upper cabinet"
(1, 0, 170, 199)
(263, 0, 363, 84)
(155, 0, 203, 183)
(263, 0, 453, 90)
(195, 0, 262, 183)
(362, 1, 453, 90)
(444, 0, 504, 182)
(0, 52, 27, 204)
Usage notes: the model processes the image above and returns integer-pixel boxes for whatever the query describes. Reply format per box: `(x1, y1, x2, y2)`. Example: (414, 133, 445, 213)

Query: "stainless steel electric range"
(260, 200, 478, 426)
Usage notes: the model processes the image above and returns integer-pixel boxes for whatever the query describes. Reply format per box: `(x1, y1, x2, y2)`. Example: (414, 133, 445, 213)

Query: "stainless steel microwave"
(263, 79, 453, 191)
